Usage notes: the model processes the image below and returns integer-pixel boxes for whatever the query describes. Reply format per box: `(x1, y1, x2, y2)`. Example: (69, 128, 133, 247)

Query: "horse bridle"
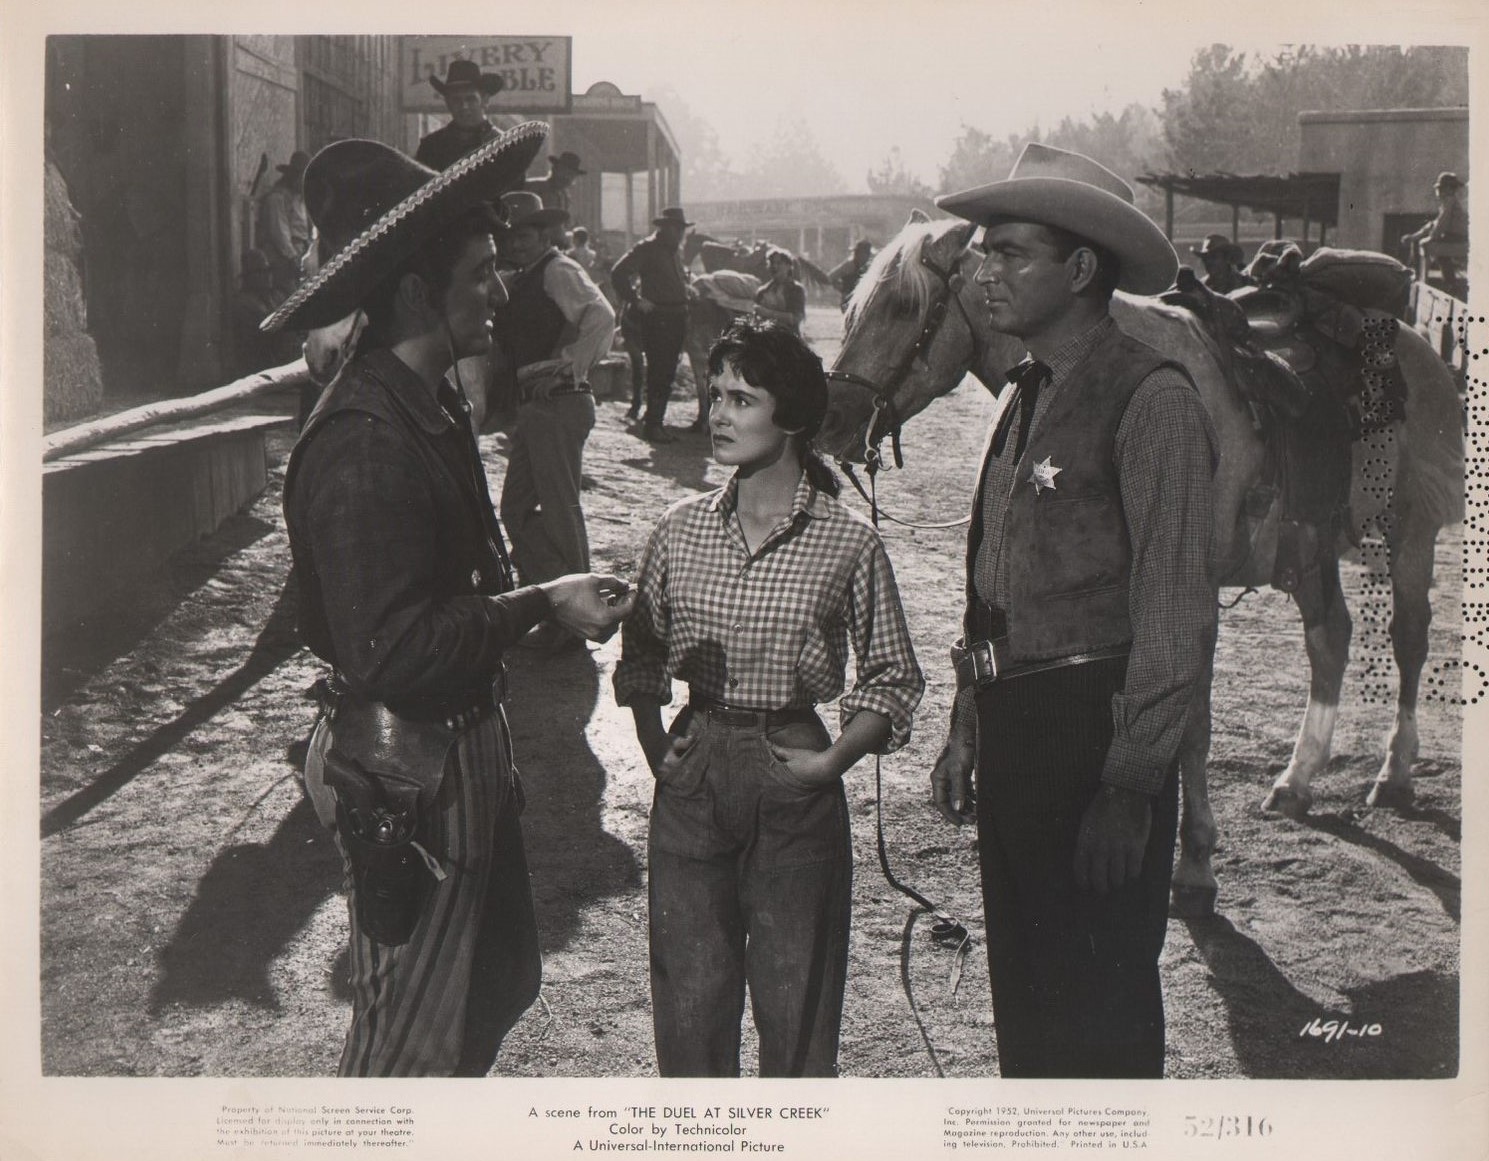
(825, 245, 986, 521)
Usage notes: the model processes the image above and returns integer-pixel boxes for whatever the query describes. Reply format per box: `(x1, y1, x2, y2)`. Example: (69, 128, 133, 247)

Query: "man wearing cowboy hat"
(526, 149, 586, 214)
(1402, 171, 1469, 291)
(255, 150, 311, 299)
(493, 189, 616, 651)
(610, 206, 695, 442)
(929, 143, 1217, 1078)
(264, 126, 635, 1076)
(1191, 233, 1252, 295)
(415, 59, 506, 173)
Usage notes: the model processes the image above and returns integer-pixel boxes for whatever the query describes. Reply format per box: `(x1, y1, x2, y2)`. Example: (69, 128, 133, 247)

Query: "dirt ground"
(39, 306, 1462, 1079)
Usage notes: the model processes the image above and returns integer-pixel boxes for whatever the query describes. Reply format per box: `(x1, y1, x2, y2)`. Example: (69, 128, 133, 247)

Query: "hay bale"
(44, 159, 104, 426)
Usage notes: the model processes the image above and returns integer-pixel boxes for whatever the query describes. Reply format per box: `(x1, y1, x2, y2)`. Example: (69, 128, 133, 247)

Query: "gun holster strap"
(324, 694, 458, 810)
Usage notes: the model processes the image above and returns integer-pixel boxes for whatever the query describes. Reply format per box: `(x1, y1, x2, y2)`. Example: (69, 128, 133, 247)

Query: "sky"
(530, 0, 1478, 193)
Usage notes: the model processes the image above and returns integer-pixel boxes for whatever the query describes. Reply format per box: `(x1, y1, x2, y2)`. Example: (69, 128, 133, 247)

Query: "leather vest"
(493, 250, 567, 370)
(283, 350, 516, 674)
(972, 327, 1192, 664)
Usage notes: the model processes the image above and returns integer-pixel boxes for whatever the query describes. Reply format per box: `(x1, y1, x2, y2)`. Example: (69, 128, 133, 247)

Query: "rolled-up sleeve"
(839, 536, 925, 752)
(613, 515, 674, 708)
(1101, 370, 1217, 794)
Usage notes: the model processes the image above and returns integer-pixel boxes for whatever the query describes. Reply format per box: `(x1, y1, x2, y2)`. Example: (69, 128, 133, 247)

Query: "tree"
(1160, 44, 1470, 175)
(866, 147, 933, 198)
(735, 117, 847, 198)
(937, 124, 1022, 194)
(648, 85, 740, 203)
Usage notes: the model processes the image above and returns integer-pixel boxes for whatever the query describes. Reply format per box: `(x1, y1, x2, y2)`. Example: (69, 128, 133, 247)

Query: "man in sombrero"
(928, 144, 1217, 1077)
(263, 125, 635, 1076)
(415, 59, 506, 173)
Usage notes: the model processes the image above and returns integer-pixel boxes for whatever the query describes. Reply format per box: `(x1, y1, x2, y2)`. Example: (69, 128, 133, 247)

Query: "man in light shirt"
(494, 190, 617, 651)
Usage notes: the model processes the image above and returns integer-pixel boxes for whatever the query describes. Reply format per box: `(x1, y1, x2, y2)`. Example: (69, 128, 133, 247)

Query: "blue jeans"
(647, 707, 851, 1077)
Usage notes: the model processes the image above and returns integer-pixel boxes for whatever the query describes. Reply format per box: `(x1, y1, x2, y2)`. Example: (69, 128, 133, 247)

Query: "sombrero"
(261, 122, 544, 333)
(936, 142, 1178, 295)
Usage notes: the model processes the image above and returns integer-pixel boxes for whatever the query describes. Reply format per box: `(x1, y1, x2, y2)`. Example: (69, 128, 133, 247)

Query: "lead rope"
(856, 455, 974, 1076)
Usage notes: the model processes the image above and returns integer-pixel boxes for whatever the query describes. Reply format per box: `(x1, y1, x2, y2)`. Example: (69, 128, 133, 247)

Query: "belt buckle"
(970, 640, 999, 685)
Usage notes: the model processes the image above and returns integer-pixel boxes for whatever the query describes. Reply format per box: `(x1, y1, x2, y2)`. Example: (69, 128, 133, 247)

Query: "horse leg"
(1366, 509, 1437, 809)
(1171, 659, 1219, 918)
(1262, 556, 1351, 818)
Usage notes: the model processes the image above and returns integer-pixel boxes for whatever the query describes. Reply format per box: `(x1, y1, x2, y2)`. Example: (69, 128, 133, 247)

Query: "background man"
(829, 238, 875, 310)
(415, 59, 505, 172)
(526, 149, 585, 213)
(930, 143, 1216, 1078)
(262, 128, 633, 1077)
(610, 206, 694, 442)
(1191, 233, 1252, 295)
(255, 150, 311, 299)
(493, 190, 617, 652)
(1402, 171, 1469, 293)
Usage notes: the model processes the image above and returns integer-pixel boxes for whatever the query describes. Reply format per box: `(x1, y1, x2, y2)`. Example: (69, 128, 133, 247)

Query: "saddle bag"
(315, 683, 457, 946)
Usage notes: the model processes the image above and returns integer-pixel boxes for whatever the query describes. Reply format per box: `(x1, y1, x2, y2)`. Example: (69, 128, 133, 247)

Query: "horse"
(818, 212, 1464, 917)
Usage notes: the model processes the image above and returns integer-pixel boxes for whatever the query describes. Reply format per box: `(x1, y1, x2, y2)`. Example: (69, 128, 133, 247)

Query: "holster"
(315, 682, 458, 946)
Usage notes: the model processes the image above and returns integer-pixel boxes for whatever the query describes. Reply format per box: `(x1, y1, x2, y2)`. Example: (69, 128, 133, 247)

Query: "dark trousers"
(647, 709, 851, 1077)
(638, 309, 688, 428)
(307, 710, 541, 1076)
(973, 656, 1178, 1078)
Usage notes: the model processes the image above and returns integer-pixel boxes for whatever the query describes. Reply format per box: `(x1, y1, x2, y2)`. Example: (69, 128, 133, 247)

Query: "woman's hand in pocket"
(654, 731, 699, 780)
(767, 742, 847, 790)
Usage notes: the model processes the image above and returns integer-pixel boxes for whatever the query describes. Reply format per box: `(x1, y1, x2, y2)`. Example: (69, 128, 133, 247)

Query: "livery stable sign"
(402, 36, 573, 114)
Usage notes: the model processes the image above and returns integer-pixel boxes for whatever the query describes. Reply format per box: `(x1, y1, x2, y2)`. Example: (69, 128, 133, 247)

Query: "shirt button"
(471, 568, 482, 589)
(729, 677, 739, 689)
(732, 623, 742, 633)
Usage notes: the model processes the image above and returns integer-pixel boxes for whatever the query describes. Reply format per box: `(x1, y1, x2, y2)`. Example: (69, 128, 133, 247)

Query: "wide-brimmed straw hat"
(429, 58, 506, 97)
(653, 206, 694, 228)
(261, 123, 544, 333)
(936, 142, 1178, 294)
(502, 189, 570, 231)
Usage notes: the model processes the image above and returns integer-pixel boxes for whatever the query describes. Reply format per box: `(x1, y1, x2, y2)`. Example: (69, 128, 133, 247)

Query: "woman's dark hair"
(359, 203, 504, 347)
(707, 317, 839, 496)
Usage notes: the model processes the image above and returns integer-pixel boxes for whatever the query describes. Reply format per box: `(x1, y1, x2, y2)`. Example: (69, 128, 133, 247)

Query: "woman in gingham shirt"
(614, 318, 924, 1077)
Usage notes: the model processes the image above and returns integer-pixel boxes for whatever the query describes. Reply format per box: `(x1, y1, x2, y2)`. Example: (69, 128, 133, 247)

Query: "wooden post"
(1231, 204, 1240, 243)
(1164, 187, 1174, 240)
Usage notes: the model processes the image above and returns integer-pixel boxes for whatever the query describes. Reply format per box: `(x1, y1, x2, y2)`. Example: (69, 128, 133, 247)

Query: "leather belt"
(323, 667, 508, 733)
(952, 637, 1130, 691)
(687, 695, 818, 729)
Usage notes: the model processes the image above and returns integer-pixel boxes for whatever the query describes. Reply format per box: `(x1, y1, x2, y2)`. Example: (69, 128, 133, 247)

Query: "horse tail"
(1395, 326, 1465, 528)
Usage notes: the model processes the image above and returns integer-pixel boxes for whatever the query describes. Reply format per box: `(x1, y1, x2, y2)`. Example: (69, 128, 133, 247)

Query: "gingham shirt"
(614, 471, 925, 751)
(957, 316, 1216, 795)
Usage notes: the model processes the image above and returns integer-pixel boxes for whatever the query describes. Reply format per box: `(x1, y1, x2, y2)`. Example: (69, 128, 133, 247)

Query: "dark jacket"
(415, 119, 499, 172)
(284, 349, 549, 716)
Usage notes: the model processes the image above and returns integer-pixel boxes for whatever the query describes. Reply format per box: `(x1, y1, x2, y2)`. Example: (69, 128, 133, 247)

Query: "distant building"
(686, 193, 940, 266)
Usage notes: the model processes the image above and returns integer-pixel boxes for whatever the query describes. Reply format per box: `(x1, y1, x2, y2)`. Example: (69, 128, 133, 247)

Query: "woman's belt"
(687, 694, 818, 729)
(952, 636, 1130, 690)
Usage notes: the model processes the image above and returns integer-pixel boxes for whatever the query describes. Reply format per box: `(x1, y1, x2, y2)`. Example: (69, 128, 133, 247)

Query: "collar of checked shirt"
(708, 469, 832, 559)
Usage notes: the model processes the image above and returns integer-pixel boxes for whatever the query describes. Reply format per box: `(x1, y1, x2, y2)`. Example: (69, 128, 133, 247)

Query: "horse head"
(819, 213, 1023, 464)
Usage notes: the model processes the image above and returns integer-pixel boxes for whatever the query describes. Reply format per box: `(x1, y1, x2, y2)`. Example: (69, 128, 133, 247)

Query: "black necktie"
(991, 358, 1051, 461)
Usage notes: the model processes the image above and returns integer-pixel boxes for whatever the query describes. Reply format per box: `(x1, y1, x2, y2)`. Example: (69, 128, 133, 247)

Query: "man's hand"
(539, 573, 635, 642)
(930, 718, 976, 825)
(1072, 783, 1153, 893)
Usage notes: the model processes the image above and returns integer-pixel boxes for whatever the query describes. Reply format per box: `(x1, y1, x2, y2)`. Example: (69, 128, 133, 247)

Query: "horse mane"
(843, 217, 965, 332)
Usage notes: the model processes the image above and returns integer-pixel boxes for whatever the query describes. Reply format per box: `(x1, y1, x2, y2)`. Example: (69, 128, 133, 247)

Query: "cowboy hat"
(1192, 233, 1239, 259)
(652, 206, 695, 228)
(260, 123, 544, 333)
(936, 142, 1178, 295)
(276, 150, 311, 178)
(501, 189, 570, 231)
(429, 58, 506, 97)
(548, 150, 586, 174)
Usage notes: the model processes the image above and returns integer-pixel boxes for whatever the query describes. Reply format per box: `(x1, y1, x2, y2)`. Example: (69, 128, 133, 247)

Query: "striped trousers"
(307, 707, 541, 1076)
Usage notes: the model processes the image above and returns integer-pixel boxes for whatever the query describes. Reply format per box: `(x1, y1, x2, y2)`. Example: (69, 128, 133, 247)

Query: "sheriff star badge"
(1029, 456, 1061, 495)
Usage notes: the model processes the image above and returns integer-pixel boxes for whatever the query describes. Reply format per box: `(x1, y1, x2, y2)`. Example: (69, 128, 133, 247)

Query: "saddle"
(1164, 248, 1411, 602)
